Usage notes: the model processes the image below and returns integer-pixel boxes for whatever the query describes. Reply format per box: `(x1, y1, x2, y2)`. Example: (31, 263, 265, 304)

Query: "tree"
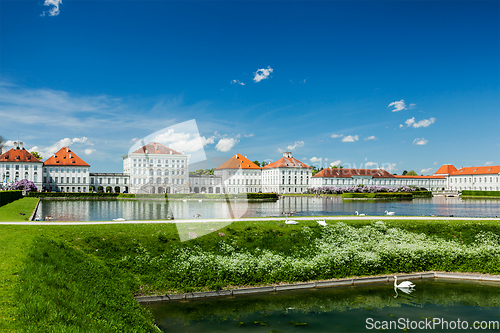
(261, 161, 268, 167)
(253, 160, 261, 167)
(407, 170, 418, 176)
(402, 170, 408, 175)
(0, 135, 4, 150)
(11, 179, 38, 192)
(31, 151, 43, 160)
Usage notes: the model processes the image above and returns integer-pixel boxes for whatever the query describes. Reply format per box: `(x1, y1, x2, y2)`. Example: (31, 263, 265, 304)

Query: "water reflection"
(143, 279, 500, 333)
(37, 196, 500, 221)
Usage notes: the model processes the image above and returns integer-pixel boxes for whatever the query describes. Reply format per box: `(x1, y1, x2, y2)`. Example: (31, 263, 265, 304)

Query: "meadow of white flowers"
(122, 221, 500, 290)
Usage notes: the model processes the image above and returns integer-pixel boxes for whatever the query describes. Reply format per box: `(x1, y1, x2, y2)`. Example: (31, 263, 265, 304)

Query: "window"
(34, 173, 37, 182)
(91, 178, 94, 184)
(72, 169, 76, 173)
(72, 177, 75, 183)
(55, 177, 58, 183)
(116, 178, 119, 184)
(108, 178, 111, 184)
(25, 165, 29, 170)
(78, 177, 81, 183)
(78, 169, 81, 173)
(44, 176, 47, 183)
(67, 177, 70, 183)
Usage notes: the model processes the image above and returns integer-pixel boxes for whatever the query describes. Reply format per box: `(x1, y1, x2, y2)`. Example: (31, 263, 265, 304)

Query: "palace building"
(0, 142, 43, 190)
(1, 141, 498, 194)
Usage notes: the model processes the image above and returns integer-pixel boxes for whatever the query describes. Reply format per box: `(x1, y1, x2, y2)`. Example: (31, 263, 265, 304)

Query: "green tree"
(253, 160, 261, 167)
(31, 151, 43, 160)
(407, 170, 418, 176)
(261, 161, 268, 167)
(402, 170, 408, 175)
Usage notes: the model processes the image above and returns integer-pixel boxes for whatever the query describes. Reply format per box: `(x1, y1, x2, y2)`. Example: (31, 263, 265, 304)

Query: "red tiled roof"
(394, 175, 446, 179)
(263, 155, 311, 169)
(132, 142, 181, 155)
(215, 154, 261, 170)
(313, 168, 395, 178)
(44, 147, 90, 167)
(450, 166, 500, 176)
(0, 148, 42, 163)
(433, 164, 457, 175)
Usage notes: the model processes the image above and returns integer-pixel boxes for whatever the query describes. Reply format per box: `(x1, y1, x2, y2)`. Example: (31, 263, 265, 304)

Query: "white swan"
(112, 218, 126, 221)
(393, 276, 415, 289)
(198, 199, 202, 202)
(355, 211, 366, 216)
(385, 210, 395, 216)
(285, 220, 298, 225)
(317, 220, 327, 226)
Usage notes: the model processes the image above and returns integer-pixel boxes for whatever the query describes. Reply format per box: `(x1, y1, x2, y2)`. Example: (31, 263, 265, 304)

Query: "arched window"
(149, 169, 153, 176)
(157, 178, 161, 184)
(149, 177, 153, 184)
(157, 170, 161, 176)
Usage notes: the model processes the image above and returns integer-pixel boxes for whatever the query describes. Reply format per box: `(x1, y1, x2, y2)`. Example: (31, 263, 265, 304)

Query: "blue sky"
(0, 0, 498, 173)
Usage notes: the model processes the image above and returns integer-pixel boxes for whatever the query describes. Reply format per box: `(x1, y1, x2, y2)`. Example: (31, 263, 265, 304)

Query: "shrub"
(461, 190, 500, 197)
(0, 190, 23, 207)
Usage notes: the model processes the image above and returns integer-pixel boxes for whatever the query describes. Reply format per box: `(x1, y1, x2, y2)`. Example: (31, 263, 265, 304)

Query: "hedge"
(461, 190, 500, 197)
(342, 193, 376, 198)
(0, 190, 23, 207)
(411, 191, 433, 198)
(27, 192, 279, 200)
(28, 192, 121, 198)
(342, 192, 413, 199)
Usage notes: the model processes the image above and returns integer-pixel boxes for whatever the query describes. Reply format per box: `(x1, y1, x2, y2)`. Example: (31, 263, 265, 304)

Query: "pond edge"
(135, 272, 500, 303)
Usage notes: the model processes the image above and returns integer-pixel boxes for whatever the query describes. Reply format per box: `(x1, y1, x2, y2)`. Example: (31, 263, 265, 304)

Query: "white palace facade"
(1, 141, 499, 193)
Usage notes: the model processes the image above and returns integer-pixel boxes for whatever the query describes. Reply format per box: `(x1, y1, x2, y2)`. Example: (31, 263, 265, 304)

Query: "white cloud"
(230, 80, 245, 86)
(253, 66, 273, 83)
(364, 135, 377, 141)
(329, 160, 342, 167)
(434, 161, 438, 165)
(399, 124, 404, 128)
(331, 134, 343, 138)
(421, 168, 433, 173)
(388, 99, 407, 112)
(244, 134, 254, 138)
(84, 148, 96, 155)
(387, 163, 397, 172)
(215, 137, 239, 152)
(310, 157, 321, 163)
(41, 137, 91, 157)
(41, 0, 62, 16)
(342, 135, 359, 142)
(485, 161, 495, 166)
(201, 136, 216, 147)
(405, 117, 436, 128)
(277, 141, 304, 153)
(4, 140, 16, 147)
(413, 138, 428, 145)
(409, 103, 417, 109)
(365, 161, 377, 167)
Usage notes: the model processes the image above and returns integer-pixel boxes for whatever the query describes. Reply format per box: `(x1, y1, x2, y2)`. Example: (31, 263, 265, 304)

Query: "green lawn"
(1, 211, 500, 331)
(0, 197, 39, 222)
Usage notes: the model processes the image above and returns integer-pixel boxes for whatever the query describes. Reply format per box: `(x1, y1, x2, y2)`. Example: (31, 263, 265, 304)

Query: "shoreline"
(135, 271, 500, 302)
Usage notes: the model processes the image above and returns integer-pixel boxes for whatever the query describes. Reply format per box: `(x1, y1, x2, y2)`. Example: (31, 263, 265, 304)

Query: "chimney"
(69, 153, 72, 159)
(19, 142, 24, 150)
(66, 147, 69, 152)
(14, 142, 18, 149)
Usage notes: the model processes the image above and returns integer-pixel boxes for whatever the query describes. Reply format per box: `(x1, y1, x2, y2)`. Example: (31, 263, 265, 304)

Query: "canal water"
(36, 196, 500, 221)
(143, 279, 500, 332)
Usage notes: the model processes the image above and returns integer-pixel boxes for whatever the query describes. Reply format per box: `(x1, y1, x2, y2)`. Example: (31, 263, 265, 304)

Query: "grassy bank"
(1, 219, 500, 331)
(461, 190, 500, 198)
(0, 197, 39, 222)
